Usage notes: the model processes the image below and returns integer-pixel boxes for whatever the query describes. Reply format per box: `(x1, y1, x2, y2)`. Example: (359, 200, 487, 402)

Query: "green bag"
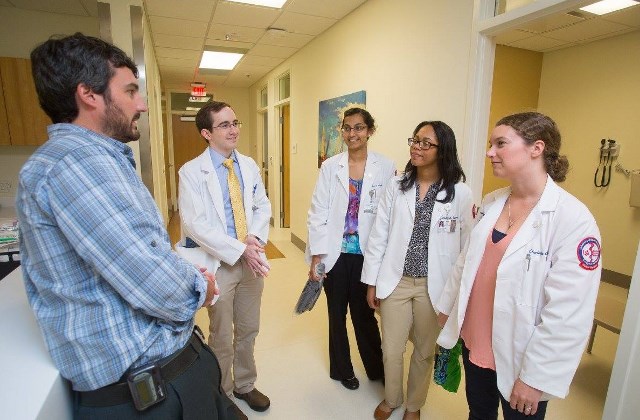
(433, 339, 462, 393)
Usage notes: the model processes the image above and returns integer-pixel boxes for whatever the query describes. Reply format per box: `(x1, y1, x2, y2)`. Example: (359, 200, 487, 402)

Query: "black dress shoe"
(340, 376, 359, 390)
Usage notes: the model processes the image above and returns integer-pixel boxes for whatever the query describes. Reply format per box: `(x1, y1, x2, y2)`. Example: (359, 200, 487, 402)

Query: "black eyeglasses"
(341, 124, 367, 133)
(408, 138, 438, 150)
(212, 121, 242, 130)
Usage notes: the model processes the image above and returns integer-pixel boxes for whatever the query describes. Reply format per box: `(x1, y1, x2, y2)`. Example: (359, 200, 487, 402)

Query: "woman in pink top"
(436, 112, 602, 419)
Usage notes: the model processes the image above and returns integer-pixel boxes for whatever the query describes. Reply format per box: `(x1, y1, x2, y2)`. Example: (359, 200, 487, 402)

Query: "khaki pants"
(380, 276, 438, 412)
(208, 260, 264, 396)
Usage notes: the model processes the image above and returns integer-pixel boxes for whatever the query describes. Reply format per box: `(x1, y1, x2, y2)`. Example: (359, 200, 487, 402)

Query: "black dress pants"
(74, 334, 237, 420)
(462, 343, 548, 420)
(323, 252, 384, 381)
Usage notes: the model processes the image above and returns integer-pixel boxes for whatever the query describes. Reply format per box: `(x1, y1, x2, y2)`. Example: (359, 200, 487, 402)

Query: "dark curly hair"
(30, 32, 138, 123)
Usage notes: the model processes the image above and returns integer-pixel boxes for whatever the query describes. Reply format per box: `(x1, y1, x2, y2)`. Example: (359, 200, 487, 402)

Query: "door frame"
(280, 103, 290, 228)
(467, 1, 637, 417)
(272, 99, 290, 228)
(463, 0, 592, 203)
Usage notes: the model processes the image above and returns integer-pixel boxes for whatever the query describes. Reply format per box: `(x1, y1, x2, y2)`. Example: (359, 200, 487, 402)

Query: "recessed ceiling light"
(227, 0, 287, 8)
(580, 0, 638, 15)
(199, 51, 244, 70)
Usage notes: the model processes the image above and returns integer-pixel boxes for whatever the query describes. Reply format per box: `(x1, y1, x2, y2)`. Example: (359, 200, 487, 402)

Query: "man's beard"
(102, 94, 141, 143)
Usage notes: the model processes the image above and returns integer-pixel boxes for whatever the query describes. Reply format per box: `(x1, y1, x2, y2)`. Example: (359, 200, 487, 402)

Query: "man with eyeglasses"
(176, 101, 272, 420)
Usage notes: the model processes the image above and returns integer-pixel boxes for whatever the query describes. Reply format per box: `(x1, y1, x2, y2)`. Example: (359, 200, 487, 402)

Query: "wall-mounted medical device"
(594, 139, 621, 188)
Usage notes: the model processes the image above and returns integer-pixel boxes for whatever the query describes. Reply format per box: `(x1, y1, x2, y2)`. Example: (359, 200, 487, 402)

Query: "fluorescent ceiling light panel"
(199, 51, 243, 70)
(227, 0, 287, 8)
(580, 0, 638, 15)
(188, 96, 211, 103)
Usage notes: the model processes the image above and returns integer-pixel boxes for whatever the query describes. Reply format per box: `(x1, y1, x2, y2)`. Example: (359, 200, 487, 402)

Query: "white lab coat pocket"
(517, 251, 549, 310)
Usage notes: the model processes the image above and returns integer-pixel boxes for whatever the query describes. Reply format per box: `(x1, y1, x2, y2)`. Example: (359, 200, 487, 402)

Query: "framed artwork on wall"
(317, 90, 366, 168)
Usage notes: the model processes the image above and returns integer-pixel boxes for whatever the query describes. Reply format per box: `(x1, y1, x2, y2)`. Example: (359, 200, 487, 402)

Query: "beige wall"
(0, 7, 99, 58)
(0, 147, 36, 201)
(484, 45, 543, 196)
(143, 13, 169, 223)
(538, 31, 640, 276)
(249, 0, 475, 242)
(212, 88, 252, 156)
(0, 8, 99, 201)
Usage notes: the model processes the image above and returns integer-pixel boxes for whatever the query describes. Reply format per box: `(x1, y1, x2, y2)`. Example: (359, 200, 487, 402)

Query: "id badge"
(437, 218, 447, 233)
(438, 217, 457, 233)
(363, 188, 378, 214)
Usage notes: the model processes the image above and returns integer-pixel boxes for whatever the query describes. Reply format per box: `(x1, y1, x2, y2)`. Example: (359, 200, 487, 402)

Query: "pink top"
(460, 229, 515, 370)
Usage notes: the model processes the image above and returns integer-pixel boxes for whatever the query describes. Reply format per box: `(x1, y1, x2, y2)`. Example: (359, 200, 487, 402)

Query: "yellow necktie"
(223, 158, 248, 241)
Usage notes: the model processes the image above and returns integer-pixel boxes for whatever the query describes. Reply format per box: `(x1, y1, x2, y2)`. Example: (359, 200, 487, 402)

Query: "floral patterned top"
(341, 178, 363, 254)
(403, 182, 439, 277)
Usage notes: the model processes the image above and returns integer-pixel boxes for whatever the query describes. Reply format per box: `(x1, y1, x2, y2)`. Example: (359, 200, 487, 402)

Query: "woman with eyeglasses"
(437, 112, 601, 419)
(361, 121, 472, 420)
(306, 107, 395, 391)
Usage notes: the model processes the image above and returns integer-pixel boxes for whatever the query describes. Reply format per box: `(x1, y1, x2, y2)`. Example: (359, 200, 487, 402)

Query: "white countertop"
(0, 268, 72, 419)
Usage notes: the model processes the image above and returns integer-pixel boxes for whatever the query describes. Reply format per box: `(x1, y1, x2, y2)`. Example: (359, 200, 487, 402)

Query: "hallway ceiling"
(143, 0, 367, 90)
(0, 0, 366, 90)
(1, 1, 638, 88)
(494, 4, 640, 51)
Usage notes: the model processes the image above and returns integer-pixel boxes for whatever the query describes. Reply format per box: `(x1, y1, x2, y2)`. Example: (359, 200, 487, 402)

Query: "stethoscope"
(594, 139, 615, 187)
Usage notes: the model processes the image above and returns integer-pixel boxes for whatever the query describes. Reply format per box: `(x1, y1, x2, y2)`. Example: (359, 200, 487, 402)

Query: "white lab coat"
(361, 178, 473, 310)
(175, 148, 271, 273)
(437, 176, 602, 401)
(306, 151, 395, 272)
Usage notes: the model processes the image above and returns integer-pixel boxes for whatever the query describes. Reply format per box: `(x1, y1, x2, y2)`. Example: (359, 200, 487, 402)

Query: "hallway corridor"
(171, 221, 618, 419)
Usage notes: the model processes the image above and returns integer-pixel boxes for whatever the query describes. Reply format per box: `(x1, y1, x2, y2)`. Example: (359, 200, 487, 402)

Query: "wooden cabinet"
(0, 67, 10, 146)
(0, 57, 50, 146)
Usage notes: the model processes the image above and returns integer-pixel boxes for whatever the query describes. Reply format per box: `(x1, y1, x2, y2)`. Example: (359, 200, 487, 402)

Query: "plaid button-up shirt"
(17, 124, 207, 391)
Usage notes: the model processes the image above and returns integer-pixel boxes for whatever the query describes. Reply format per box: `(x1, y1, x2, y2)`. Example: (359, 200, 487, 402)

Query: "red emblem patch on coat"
(577, 237, 601, 270)
(472, 204, 478, 219)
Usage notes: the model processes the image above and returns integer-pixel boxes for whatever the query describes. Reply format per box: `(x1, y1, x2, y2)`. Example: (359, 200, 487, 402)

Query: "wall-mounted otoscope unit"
(594, 138, 620, 188)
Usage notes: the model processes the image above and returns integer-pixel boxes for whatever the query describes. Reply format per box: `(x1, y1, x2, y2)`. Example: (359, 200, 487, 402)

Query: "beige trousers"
(380, 276, 438, 412)
(207, 260, 264, 396)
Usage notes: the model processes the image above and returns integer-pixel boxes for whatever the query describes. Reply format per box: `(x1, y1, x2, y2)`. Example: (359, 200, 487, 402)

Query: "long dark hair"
(399, 120, 465, 203)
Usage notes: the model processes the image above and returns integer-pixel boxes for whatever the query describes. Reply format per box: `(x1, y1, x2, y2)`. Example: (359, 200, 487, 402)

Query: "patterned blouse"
(341, 178, 363, 254)
(403, 182, 439, 277)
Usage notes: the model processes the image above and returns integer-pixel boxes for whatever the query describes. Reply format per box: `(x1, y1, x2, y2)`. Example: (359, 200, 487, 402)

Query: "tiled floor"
(189, 226, 620, 420)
